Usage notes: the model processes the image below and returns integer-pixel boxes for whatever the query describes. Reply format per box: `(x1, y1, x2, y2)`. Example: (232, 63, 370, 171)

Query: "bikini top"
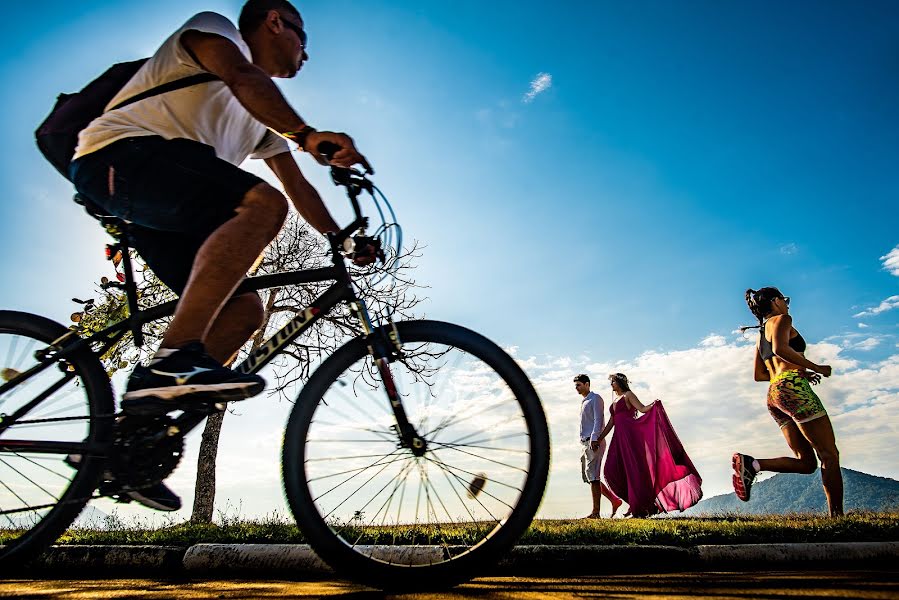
(759, 327, 807, 360)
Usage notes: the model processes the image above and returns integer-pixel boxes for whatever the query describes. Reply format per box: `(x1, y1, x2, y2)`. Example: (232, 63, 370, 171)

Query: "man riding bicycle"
(68, 0, 373, 510)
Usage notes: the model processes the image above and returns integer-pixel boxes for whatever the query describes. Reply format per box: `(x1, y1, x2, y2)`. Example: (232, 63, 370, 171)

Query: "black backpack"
(35, 59, 218, 180)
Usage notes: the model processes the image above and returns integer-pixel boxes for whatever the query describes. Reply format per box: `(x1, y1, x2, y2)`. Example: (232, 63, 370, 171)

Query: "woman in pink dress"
(596, 373, 703, 517)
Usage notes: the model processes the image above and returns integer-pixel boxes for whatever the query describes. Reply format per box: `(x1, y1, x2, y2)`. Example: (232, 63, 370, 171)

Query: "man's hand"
(816, 364, 833, 378)
(306, 131, 373, 173)
(590, 440, 601, 452)
(349, 236, 385, 266)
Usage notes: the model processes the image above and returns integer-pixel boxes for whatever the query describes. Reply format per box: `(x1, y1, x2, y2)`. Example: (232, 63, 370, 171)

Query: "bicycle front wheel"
(282, 320, 549, 590)
(0, 311, 113, 568)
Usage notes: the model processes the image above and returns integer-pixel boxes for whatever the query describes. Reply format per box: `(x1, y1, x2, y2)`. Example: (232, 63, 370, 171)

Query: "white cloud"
(853, 295, 899, 318)
(700, 334, 727, 347)
(881, 245, 899, 276)
(852, 337, 881, 351)
(779, 243, 798, 255)
(858, 323, 869, 329)
(522, 72, 552, 103)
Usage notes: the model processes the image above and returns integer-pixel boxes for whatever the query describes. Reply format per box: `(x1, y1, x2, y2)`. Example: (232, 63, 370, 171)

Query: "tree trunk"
(188, 288, 280, 524)
(190, 409, 225, 523)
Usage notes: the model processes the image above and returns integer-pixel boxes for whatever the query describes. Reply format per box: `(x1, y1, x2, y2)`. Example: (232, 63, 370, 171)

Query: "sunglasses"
(779, 296, 791, 306)
(280, 17, 307, 48)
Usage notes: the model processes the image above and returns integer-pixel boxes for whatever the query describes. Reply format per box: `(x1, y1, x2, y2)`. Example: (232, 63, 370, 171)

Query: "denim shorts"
(69, 136, 264, 294)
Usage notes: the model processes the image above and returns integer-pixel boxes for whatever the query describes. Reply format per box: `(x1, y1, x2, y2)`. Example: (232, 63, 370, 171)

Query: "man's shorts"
(580, 439, 606, 483)
(69, 136, 265, 294)
(767, 370, 828, 429)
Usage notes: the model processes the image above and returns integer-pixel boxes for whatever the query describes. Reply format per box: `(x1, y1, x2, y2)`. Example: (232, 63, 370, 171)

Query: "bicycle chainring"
(109, 415, 184, 490)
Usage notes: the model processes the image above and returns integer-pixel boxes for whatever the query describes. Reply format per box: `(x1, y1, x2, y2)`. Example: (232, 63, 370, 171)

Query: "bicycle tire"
(0, 310, 113, 568)
(282, 319, 549, 590)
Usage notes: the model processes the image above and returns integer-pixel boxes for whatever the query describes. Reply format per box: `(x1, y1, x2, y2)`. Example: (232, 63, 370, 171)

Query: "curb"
(24, 542, 899, 577)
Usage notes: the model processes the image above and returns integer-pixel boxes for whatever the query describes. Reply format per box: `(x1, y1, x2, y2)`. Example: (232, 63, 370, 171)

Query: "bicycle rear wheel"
(282, 320, 549, 590)
(0, 311, 113, 568)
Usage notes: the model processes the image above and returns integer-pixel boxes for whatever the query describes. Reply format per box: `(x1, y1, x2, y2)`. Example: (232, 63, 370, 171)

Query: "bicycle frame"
(0, 167, 424, 463)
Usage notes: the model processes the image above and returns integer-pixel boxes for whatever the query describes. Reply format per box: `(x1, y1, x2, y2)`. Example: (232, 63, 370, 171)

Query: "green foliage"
(70, 257, 174, 377)
(53, 511, 899, 547)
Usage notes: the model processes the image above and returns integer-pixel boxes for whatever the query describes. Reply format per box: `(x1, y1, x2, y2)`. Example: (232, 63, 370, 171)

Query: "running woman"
(733, 287, 843, 516)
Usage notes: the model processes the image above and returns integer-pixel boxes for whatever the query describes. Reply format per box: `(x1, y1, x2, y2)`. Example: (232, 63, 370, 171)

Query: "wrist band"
(283, 126, 316, 151)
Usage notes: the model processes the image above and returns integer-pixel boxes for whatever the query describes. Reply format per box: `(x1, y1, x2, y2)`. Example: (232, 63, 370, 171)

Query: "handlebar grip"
(316, 141, 341, 160)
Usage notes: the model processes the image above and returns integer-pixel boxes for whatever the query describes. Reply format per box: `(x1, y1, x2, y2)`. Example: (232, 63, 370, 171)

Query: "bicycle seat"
(73, 193, 130, 239)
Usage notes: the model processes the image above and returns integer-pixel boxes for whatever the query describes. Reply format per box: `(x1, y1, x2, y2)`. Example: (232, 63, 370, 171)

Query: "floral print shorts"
(767, 370, 827, 429)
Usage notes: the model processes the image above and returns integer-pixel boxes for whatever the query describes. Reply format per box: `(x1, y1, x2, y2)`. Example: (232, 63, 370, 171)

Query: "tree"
(74, 211, 424, 522)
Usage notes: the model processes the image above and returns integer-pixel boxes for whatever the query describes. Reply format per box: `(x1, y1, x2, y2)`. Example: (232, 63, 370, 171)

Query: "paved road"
(3, 571, 898, 599)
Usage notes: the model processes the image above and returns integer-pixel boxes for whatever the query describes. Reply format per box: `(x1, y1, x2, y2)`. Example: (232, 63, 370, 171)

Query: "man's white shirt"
(74, 11, 288, 165)
(579, 391, 605, 442)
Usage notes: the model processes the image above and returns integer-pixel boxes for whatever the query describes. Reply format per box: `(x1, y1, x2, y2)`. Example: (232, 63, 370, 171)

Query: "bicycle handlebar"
(316, 141, 373, 252)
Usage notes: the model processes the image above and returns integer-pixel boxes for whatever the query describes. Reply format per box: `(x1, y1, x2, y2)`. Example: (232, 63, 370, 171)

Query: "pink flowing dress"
(603, 397, 702, 517)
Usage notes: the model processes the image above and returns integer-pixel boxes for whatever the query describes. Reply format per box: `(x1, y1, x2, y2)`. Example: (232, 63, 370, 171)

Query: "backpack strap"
(108, 72, 220, 112)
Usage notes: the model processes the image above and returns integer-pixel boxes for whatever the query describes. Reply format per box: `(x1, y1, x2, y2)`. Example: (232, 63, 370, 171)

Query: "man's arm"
(265, 152, 338, 234)
(181, 30, 371, 170)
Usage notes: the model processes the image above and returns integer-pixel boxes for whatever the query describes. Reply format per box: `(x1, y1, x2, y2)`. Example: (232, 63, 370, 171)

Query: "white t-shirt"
(74, 11, 288, 165)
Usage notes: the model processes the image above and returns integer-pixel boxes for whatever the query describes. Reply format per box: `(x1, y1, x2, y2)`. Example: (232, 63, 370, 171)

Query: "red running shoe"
(732, 453, 757, 502)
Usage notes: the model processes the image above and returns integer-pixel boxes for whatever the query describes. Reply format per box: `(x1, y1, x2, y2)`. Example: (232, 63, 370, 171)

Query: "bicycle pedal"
(122, 397, 227, 417)
(97, 480, 133, 503)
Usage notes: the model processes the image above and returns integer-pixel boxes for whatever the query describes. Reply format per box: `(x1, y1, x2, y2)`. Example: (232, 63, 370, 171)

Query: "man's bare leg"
(162, 183, 287, 350)
(588, 481, 603, 517)
(202, 292, 265, 365)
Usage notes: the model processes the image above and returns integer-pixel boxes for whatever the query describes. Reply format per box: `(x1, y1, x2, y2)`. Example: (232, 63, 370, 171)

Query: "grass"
(13, 511, 895, 547)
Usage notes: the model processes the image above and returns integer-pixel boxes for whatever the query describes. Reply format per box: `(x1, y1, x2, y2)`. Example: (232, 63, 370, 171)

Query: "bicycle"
(0, 158, 550, 590)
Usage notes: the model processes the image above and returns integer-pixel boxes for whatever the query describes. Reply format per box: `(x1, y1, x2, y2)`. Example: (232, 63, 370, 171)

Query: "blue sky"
(1, 1, 897, 520)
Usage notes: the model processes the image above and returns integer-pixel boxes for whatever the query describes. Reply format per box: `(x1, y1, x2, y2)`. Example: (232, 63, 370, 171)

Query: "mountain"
(685, 468, 899, 515)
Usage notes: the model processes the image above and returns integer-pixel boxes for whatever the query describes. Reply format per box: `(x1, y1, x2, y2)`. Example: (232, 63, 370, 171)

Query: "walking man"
(574, 374, 622, 518)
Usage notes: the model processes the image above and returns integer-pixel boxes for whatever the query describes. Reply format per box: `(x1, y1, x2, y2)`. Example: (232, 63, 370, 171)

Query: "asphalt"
(20, 541, 899, 578)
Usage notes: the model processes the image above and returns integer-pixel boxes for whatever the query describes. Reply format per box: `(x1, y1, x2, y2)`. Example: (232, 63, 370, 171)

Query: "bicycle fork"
(350, 300, 427, 457)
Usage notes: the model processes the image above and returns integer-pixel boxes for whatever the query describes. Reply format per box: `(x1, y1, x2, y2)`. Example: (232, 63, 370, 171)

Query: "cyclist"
(68, 0, 374, 510)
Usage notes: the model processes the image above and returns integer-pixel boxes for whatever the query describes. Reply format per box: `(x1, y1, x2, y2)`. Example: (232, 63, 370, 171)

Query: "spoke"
(7, 452, 72, 482)
(443, 429, 530, 447)
(320, 387, 393, 435)
(424, 452, 521, 494)
(417, 349, 464, 433)
(0, 471, 30, 509)
(348, 458, 416, 547)
(427, 442, 528, 473)
(431, 440, 530, 454)
(305, 438, 396, 444)
(379, 460, 416, 528)
(431, 453, 495, 530)
(425, 451, 516, 511)
(423, 396, 516, 441)
(395, 457, 410, 527)
(306, 453, 398, 463)
(417, 461, 451, 562)
(0, 457, 58, 503)
(321, 452, 408, 521)
(313, 449, 404, 503)
(5, 334, 21, 371)
(309, 419, 395, 442)
(28, 399, 89, 421)
(307, 453, 408, 484)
